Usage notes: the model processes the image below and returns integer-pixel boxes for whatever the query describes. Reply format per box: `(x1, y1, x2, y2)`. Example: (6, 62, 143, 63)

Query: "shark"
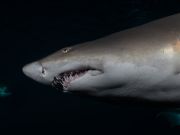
(23, 13, 180, 103)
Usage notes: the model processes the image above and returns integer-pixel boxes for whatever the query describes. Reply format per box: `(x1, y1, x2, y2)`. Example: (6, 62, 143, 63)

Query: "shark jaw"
(22, 58, 105, 93)
(51, 66, 103, 92)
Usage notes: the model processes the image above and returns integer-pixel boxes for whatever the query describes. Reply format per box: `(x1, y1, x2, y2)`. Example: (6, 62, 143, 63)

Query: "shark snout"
(22, 61, 45, 83)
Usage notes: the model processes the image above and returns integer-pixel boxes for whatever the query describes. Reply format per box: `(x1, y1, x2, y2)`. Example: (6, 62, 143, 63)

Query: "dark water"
(1, 0, 180, 134)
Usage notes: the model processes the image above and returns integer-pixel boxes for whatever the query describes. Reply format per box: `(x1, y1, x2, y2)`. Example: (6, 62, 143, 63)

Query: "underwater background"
(1, 0, 180, 134)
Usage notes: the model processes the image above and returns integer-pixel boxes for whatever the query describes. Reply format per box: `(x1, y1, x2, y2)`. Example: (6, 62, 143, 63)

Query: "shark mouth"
(51, 67, 99, 90)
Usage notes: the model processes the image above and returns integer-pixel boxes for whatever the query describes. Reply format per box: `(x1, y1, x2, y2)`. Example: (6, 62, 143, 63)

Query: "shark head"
(22, 41, 130, 96)
(22, 13, 180, 103)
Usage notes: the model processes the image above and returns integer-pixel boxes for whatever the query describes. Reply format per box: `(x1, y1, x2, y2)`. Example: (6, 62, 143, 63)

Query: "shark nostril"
(42, 67, 46, 76)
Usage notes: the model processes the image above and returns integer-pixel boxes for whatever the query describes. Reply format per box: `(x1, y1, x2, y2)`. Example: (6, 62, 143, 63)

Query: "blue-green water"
(157, 110, 180, 127)
(0, 85, 11, 97)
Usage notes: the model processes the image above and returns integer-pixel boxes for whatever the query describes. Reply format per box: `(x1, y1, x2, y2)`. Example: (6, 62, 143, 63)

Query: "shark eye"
(62, 47, 71, 53)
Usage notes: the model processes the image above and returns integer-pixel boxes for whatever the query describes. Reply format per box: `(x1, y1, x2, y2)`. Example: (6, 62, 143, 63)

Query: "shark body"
(23, 13, 180, 103)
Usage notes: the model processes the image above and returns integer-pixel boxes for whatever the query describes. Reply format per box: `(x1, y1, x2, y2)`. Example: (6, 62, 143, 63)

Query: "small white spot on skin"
(162, 46, 174, 58)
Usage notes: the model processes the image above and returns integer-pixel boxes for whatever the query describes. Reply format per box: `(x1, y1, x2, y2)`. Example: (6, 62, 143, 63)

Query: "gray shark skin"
(23, 13, 180, 103)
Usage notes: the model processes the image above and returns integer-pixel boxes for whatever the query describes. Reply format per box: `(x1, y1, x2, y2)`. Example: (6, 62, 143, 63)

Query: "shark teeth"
(51, 69, 89, 90)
